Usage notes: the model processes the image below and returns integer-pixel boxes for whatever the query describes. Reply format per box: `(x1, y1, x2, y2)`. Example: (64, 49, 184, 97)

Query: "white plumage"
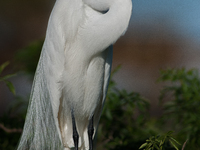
(17, 0, 132, 149)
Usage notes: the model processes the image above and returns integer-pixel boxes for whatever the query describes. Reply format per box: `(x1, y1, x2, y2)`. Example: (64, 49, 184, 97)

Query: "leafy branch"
(139, 131, 180, 150)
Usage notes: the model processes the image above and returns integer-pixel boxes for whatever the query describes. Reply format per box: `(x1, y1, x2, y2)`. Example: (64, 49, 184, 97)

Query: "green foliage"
(158, 68, 200, 149)
(139, 131, 180, 150)
(15, 40, 43, 75)
(0, 61, 16, 95)
(96, 68, 151, 150)
(0, 62, 24, 150)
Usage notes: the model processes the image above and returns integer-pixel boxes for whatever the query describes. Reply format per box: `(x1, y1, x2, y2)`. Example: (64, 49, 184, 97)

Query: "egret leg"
(71, 111, 79, 150)
(88, 115, 94, 150)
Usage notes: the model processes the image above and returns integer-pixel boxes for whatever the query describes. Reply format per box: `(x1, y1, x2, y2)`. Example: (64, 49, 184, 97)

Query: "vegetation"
(0, 62, 16, 95)
(158, 68, 200, 149)
(0, 42, 200, 149)
(139, 131, 180, 150)
(0, 62, 24, 150)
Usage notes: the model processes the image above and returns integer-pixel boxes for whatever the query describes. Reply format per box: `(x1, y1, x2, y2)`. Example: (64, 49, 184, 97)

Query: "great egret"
(17, 0, 132, 149)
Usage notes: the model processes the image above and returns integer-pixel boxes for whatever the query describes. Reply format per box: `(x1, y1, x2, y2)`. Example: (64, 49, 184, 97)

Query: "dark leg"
(71, 110, 79, 150)
(88, 115, 94, 150)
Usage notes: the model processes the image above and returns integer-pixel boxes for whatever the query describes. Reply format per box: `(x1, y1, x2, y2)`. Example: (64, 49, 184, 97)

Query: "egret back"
(17, 0, 84, 149)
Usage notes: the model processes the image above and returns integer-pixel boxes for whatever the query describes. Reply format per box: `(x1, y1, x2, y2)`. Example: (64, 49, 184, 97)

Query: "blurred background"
(1, 0, 200, 116)
(0, 0, 200, 149)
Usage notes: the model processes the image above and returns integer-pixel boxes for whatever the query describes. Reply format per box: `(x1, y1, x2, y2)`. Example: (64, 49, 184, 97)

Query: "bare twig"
(0, 123, 22, 133)
(182, 139, 188, 150)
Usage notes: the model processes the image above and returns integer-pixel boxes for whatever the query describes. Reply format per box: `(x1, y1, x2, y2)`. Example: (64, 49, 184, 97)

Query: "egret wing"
(93, 46, 113, 132)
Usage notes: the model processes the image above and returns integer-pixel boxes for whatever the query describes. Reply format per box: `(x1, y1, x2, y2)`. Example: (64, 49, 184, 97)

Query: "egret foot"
(88, 116, 94, 150)
(71, 111, 79, 150)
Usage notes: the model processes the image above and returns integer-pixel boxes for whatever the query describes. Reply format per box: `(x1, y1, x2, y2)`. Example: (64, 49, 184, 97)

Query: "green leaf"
(4, 80, 16, 95)
(154, 144, 160, 150)
(0, 61, 9, 74)
(169, 139, 179, 150)
(170, 137, 181, 145)
(146, 143, 153, 149)
(139, 143, 147, 149)
(166, 131, 174, 135)
(0, 73, 16, 81)
(159, 139, 164, 146)
(110, 64, 121, 78)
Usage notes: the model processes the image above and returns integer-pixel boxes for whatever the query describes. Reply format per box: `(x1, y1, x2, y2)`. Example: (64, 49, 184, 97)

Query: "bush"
(158, 68, 200, 149)
(96, 73, 150, 150)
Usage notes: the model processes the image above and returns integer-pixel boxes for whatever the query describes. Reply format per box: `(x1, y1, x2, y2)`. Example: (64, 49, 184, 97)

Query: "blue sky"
(130, 0, 200, 43)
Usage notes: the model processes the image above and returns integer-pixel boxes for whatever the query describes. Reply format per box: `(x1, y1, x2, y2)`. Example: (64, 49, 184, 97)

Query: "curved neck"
(83, 0, 132, 50)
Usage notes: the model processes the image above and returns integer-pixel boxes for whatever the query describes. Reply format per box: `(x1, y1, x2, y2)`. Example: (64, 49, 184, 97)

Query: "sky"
(130, 0, 200, 44)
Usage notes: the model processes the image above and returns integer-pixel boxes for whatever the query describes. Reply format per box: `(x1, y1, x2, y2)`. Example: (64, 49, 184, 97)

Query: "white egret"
(17, 0, 132, 149)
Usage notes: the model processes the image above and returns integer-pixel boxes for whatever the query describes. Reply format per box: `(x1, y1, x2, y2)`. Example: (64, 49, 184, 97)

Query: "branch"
(182, 139, 188, 150)
(0, 123, 22, 133)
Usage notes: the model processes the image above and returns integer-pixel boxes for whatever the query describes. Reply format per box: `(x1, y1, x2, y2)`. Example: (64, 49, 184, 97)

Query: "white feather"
(17, 0, 132, 149)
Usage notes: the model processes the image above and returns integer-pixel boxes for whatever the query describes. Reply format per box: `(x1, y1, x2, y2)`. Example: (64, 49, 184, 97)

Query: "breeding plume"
(17, 0, 132, 149)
